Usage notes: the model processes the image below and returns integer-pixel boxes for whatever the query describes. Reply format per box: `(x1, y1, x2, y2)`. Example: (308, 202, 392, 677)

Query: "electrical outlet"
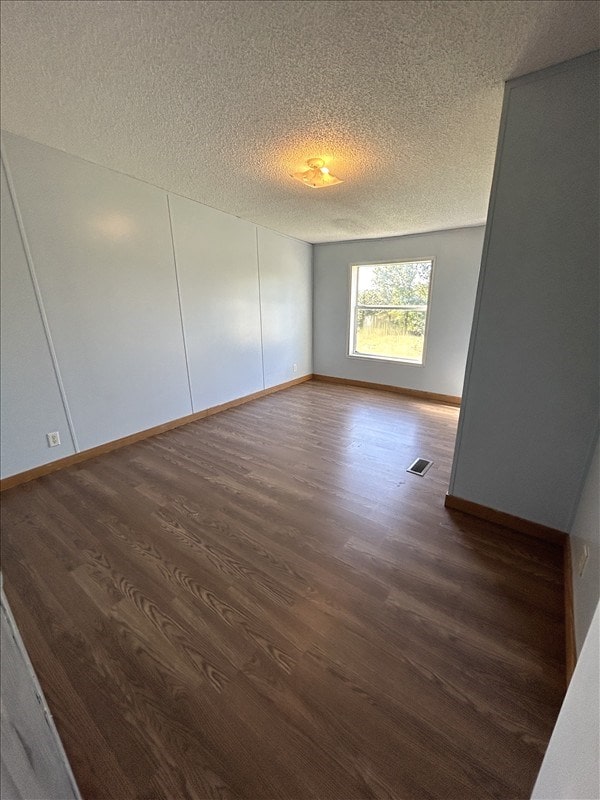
(293, 362, 298, 373)
(578, 544, 590, 577)
(46, 431, 60, 447)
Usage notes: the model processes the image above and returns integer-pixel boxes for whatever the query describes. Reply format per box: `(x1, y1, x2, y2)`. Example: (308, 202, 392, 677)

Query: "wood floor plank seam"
(1, 382, 566, 800)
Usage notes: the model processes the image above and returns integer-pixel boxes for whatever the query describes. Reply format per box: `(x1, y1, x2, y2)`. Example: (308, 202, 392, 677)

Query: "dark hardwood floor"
(1, 381, 566, 800)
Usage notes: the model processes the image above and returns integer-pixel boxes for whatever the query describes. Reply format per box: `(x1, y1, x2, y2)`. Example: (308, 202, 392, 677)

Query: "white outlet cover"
(46, 431, 60, 447)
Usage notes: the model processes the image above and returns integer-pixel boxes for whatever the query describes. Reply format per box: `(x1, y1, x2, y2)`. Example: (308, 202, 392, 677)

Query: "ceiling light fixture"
(291, 158, 343, 188)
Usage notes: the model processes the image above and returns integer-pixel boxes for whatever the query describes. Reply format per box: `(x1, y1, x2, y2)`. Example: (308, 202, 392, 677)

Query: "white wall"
(168, 195, 263, 411)
(0, 161, 76, 474)
(0, 132, 312, 479)
(257, 228, 312, 389)
(569, 440, 600, 653)
(2, 132, 192, 452)
(531, 603, 599, 800)
(313, 226, 484, 397)
(449, 52, 599, 531)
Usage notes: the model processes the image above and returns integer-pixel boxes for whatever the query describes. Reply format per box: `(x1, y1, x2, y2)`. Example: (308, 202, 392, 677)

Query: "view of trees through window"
(351, 260, 433, 362)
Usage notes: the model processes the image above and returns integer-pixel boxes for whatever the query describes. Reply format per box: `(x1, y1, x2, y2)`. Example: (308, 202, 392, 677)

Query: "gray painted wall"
(0, 132, 312, 479)
(449, 52, 599, 531)
(569, 440, 599, 653)
(313, 226, 484, 397)
(531, 602, 599, 800)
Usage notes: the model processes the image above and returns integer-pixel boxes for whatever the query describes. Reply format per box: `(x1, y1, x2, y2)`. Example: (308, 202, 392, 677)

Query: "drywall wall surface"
(531, 602, 599, 800)
(0, 131, 316, 479)
(570, 439, 600, 653)
(2, 132, 192, 451)
(168, 194, 264, 411)
(313, 226, 484, 397)
(450, 52, 599, 530)
(0, 160, 76, 478)
(257, 228, 312, 387)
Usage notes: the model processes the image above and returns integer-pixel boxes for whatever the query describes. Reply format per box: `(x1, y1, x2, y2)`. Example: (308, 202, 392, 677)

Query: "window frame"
(346, 258, 435, 366)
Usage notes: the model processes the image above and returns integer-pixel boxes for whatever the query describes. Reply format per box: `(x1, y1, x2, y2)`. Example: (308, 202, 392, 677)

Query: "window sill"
(346, 353, 424, 367)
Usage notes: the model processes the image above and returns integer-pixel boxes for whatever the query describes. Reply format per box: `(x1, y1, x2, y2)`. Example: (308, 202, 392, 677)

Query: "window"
(348, 260, 433, 364)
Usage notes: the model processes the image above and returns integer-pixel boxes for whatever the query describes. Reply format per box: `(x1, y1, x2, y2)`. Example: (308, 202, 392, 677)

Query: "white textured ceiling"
(1, 1, 598, 243)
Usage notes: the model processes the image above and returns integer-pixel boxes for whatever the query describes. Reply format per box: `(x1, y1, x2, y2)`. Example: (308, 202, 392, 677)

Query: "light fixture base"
(291, 158, 343, 189)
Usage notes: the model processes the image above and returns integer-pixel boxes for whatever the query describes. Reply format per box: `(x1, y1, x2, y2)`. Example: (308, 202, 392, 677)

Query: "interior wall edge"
(568, 437, 600, 656)
(312, 374, 461, 406)
(446, 51, 599, 532)
(447, 81, 511, 496)
(313, 222, 487, 248)
(531, 601, 600, 800)
(564, 539, 577, 686)
(444, 493, 568, 543)
(447, 492, 575, 687)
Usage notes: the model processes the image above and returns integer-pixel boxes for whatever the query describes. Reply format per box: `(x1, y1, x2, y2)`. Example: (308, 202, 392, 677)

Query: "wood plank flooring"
(0, 381, 566, 800)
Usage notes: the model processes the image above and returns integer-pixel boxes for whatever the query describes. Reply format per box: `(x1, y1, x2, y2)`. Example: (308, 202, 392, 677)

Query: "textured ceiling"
(1, 1, 598, 243)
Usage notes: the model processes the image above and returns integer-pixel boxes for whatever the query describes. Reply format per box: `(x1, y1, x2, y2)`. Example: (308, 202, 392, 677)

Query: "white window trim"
(346, 258, 435, 366)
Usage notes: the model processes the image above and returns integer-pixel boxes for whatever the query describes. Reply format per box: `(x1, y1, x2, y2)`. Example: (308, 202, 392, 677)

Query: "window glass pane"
(351, 261, 432, 363)
(354, 309, 427, 361)
(356, 262, 431, 307)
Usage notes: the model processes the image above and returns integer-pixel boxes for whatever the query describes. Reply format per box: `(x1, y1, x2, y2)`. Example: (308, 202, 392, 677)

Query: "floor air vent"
(407, 458, 433, 477)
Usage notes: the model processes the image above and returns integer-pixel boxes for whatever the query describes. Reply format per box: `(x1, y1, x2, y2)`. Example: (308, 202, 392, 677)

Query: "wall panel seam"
(255, 228, 266, 389)
(0, 144, 80, 452)
(166, 194, 195, 412)
(447, 81, 512, 493)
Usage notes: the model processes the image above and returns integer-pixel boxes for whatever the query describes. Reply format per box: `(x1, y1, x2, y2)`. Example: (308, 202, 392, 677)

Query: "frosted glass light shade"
(291, 158, 343, 188)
